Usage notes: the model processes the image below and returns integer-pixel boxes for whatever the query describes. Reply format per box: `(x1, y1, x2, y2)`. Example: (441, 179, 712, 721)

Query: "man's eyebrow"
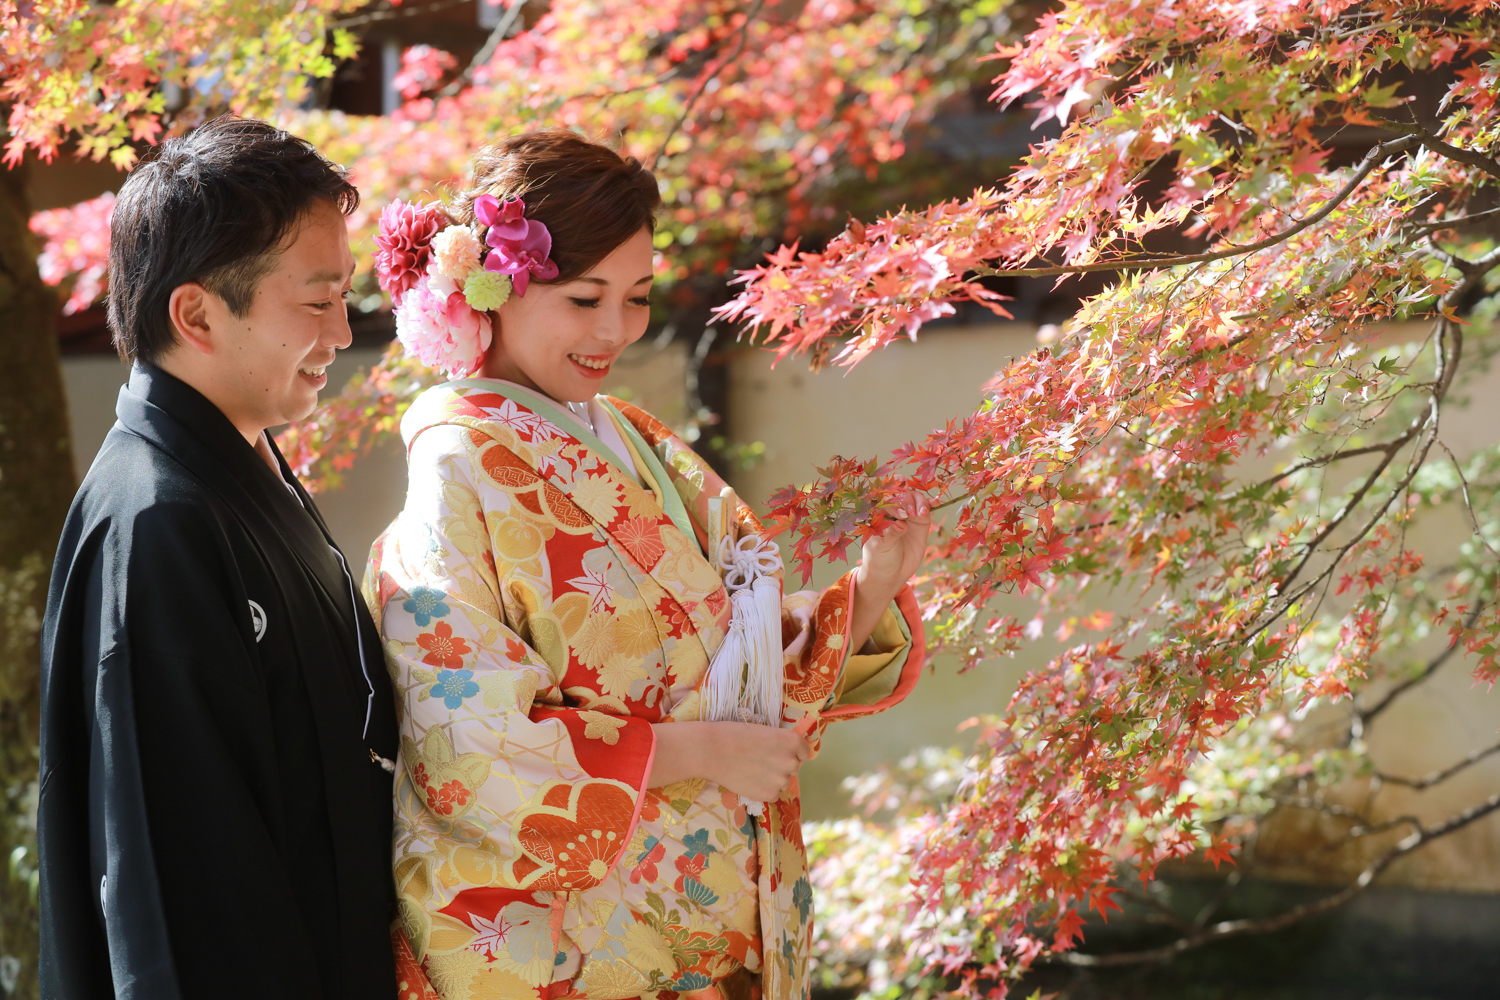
(306, 264, 356, 285)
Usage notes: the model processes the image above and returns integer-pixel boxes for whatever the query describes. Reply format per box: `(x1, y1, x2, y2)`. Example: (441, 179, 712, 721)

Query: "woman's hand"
(849, 491, 932, 652)
(649, 721, 811, 801)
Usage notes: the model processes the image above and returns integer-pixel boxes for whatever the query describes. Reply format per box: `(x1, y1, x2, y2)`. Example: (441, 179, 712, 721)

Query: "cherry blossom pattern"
(403, 586, 451, 627)
(417, 621, 471, 671)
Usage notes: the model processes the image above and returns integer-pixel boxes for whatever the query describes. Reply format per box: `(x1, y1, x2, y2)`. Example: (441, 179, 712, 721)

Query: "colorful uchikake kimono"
(366, 381, 926, 1000)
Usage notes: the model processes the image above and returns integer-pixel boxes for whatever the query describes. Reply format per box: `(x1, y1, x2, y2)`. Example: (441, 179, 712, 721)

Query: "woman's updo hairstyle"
(450, 128, 661, 285)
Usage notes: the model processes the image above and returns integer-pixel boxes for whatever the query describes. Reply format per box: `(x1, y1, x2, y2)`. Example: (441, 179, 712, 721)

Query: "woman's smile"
(567, 352, 615, 377)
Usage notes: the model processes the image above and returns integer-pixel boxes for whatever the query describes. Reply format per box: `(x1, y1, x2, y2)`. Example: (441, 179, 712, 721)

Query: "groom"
(39, 116, 398, 999)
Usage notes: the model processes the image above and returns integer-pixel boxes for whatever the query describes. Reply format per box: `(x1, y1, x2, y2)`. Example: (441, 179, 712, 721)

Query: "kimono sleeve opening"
(382, 562, 661, 895)
(781, 571, 927, 730)
(822, 583, 927, 720)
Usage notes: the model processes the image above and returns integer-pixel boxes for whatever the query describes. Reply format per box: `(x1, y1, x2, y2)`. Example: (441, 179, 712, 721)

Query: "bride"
(366, 129, 930, 1000)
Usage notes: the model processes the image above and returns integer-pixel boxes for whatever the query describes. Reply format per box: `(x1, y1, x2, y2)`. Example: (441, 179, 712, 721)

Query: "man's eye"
(569, 297, 601, 308)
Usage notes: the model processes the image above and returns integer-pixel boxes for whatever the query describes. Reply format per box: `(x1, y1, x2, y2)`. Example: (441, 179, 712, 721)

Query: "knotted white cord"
(701, 532, 785, 816)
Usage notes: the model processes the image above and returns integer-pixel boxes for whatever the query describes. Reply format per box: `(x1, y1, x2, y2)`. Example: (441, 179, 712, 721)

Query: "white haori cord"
(701, 532, 785, 815)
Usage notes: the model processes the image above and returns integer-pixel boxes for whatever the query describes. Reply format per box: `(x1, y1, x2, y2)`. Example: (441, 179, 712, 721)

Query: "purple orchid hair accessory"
(474, 194, 559, 296)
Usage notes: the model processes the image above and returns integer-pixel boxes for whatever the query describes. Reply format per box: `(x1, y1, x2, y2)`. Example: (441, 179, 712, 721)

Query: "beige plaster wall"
(724, 320, 1500, 893)
(61, 323, 1500, 893)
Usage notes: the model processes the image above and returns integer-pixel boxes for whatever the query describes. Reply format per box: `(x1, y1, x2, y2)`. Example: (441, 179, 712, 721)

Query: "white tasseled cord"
(701, 531, 785, 814)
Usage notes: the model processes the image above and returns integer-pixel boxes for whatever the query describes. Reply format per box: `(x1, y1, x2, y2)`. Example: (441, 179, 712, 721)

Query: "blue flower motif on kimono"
(681, 828, 717, 856)
(792, 875, 813, 923)
(673, 972, 712, 991)
(404, 586, 451, 626)
(430, 668, 479, 710)
(680, 878, 719, 907)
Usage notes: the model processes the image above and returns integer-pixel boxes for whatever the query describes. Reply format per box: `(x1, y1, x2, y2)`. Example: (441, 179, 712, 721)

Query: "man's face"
(207, 199, 355, 431)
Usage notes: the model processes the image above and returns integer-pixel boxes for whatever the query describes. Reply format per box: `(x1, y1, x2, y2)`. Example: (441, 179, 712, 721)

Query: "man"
(39, 116, 398, 999)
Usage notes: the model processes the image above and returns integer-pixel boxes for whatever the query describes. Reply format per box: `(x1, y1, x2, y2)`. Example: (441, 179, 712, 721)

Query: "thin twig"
(1409, 205, 1500, 235)
(1376, 738, 1500, 791)
(1360, 601, 1485, 723)
(438, 0, 529, 98)
(1372, 120, 1500, 183)
(653, 0, 766, 168)
(1047, 789, 1500, 967)
(1438, 441, 1500, 561)
(1265, 435, 1419, 490)
(974, 135, 1420, 278)
(1276, 407, 1429, 595)
(334, 0, 473, 29)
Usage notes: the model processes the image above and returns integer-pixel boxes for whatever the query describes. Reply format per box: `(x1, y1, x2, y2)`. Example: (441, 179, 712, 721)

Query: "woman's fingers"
(704, 723, 812, 801)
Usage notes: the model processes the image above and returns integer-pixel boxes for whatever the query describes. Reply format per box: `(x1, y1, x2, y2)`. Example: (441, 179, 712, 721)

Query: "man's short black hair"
(107, 115, 359, 364)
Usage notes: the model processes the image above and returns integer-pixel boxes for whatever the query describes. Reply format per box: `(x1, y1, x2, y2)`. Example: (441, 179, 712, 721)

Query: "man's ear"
(167, 282, 216, 356)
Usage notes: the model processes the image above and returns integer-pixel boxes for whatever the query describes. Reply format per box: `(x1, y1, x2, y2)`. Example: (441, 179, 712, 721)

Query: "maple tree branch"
(1269, 248, 1491, 608)
(973, 135, 1421, 279)
(653, 0, 766, 168)
(1376, 738, 1500, 791)
(1410, 205, 1500, 235)
(1265, 436, 1417, 489)
(1372, 120, 1500, 184)
(1266, 799, 1431, 860)
(334, 0, 473, 29)
(1359, 602, 1482, 724)
(438, 0, 529, 98)
(1049, 789, 1500, 968)
(1189, 867, 1243, 929)
(1118, 886, 1200, 935)
(1436, 441, 1500, 562)
(1276, 411, 1432, 597)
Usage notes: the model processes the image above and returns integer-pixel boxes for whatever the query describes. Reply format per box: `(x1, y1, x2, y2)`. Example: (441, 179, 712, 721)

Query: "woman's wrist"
(855, 568, 898, 603)
(848, 567, 902, 657)
(648, 721, 723, 789)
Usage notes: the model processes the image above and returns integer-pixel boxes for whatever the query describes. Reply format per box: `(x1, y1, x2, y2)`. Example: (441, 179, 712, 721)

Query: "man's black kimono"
(39, 363, 399, 999)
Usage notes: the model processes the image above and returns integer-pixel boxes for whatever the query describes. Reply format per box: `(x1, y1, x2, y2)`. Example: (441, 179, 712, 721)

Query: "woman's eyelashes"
(566, 294, 650, 309)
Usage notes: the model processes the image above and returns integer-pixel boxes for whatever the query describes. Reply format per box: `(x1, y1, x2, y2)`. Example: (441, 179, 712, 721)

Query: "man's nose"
(328, 298, 353, 350)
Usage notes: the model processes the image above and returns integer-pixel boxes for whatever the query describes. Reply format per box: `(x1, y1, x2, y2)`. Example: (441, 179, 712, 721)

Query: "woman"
(366, 130, 930, 1000)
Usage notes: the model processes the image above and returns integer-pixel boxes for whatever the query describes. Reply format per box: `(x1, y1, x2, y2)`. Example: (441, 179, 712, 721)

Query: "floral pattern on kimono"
(367, 381, 926, 1000)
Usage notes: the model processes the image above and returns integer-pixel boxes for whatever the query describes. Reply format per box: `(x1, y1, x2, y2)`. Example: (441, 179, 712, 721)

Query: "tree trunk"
(0, 162, 75, 1000)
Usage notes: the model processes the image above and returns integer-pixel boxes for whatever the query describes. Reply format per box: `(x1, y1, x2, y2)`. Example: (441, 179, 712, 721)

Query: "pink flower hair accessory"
(379, 197, 496, 377)
(474, 194, 559, 296)
(374, 200, 445, 304)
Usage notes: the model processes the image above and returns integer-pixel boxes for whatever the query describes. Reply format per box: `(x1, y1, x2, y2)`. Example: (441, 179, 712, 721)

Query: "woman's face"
(480, 226, 654, 402)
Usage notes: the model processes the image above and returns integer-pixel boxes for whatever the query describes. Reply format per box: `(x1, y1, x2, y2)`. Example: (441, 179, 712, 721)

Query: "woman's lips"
(568, 353, 613, 379)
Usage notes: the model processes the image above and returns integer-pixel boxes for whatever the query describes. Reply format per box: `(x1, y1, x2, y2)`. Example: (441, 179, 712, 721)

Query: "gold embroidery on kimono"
(366, 381, 926, 1000)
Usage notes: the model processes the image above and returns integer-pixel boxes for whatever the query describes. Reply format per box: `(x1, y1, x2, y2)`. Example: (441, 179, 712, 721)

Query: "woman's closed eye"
(568, 296, 601, 309)
(629, 295, 651, 307)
